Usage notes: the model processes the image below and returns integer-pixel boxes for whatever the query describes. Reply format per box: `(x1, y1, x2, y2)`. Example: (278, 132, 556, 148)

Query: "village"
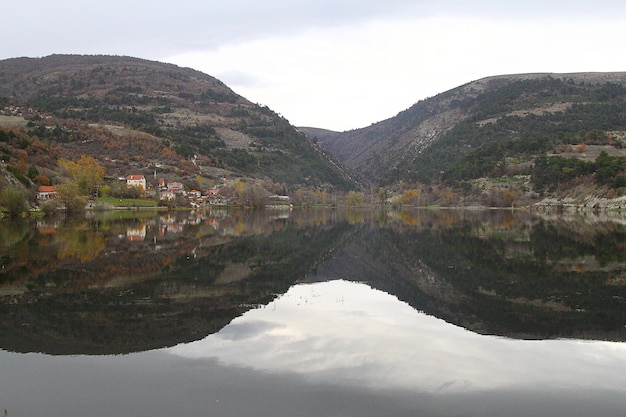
(35, 173, 291, 209)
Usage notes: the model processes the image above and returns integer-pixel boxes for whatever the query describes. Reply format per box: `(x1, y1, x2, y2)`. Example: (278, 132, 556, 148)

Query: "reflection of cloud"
(218, 320, 284, 341)
(167, 280, 626, 394)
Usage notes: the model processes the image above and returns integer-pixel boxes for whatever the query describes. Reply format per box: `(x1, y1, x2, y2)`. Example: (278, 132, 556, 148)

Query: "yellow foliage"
(401, 189, 420, 204)
(346, 191, 364, 206)
(400, 212, 420, 225)
(58, 155, 105, 195)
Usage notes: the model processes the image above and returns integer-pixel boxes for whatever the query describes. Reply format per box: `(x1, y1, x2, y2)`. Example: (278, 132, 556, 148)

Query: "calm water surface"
(1, 208, 625, 416)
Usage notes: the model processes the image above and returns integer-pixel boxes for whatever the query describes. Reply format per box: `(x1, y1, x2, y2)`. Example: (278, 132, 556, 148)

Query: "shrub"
(0, 186, 27, 217)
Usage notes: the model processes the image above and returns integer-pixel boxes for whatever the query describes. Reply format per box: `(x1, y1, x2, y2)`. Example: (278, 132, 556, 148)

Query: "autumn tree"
(0, 186, 27, 217)
(58, 155, 106, 196)
(55, 182, 88, 213)
(244, 183, 269, 207)
(235, 180, 269, 207)
(401, 189, 420, 205)
(346, 191, 365, 206)
(376, 187, 389, 206)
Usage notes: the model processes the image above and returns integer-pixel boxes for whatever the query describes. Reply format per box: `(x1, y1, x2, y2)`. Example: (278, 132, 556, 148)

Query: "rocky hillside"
(302, 72, 626, 198)
(0, 54, 361, 191)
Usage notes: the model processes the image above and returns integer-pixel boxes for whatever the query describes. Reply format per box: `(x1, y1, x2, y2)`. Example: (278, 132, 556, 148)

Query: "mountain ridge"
(0, 54, 363, 195)
(2, 54, 626, 208)
(302, 71, 626, 206)
(303, 71, 626, 180)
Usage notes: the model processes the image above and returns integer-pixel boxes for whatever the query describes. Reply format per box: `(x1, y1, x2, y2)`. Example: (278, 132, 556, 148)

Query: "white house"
(160, 190, 176, 201)
(126, 175, 147, 190)
(167, 181, 185, 194)
(36, 185, 57, 200)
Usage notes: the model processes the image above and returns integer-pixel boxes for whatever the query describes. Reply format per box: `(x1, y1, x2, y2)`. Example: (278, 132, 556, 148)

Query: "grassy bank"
(96, 196, 159, 208)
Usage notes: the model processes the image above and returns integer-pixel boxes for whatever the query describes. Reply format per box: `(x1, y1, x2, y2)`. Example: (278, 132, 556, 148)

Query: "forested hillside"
(304, 73, 626, 207)
(2, 55, 626, 211)
(0, 54, 360, 206)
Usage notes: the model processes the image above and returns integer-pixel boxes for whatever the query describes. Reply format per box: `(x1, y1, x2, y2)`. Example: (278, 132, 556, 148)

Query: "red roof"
(38, 186, 56, 193)
(126, 175, 145, 180)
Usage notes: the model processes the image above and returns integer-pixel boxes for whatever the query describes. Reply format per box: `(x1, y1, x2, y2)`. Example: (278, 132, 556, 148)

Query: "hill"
(0, 54, 361, 197)
(302, 72, 626, 206)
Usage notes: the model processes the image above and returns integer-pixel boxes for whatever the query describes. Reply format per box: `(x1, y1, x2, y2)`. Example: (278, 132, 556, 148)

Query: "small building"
(188, 190, 201, 198)
(269, 194, 290, 203)
(160, 190, 176, 201)
(126, 175, 147, 190)
(167, 182, 185, 194)
(37, 185, 57, 200)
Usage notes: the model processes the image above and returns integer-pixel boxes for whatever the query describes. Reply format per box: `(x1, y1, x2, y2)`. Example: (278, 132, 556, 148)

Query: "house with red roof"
(167, 181, 184, 194)
(36, 185, 57, 200)
(126, 175, 146, 190)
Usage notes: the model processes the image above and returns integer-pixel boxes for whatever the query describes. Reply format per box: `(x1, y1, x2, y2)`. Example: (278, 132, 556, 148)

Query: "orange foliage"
(33, 175, 51, 186)
(401, 189, 420, 205)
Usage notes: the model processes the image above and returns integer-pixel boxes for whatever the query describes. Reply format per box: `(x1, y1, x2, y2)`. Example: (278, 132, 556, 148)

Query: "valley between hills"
(1, 55, 626, 214)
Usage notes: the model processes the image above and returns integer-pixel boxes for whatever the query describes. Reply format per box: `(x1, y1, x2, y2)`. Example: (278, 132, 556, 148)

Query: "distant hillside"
(0, 54, 361, 191)
(302, 72, 626, 204)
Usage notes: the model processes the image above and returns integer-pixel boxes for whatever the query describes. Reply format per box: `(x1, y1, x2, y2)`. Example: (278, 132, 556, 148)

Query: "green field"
(97, 196, 159, 208)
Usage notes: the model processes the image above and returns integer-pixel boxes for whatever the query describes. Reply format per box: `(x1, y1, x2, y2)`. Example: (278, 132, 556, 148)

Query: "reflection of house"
(208, 218, 220, 229)
(126, 224, 146, 241)
(126, 175, 146, 190)
(160, 216, 183, 234)
(37, 219, 61, 234)
(37, 185, 57, 200)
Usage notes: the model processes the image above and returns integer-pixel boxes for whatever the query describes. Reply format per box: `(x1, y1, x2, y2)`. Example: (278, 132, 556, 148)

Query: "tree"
(401, 189, 420, 205)
(594, 151, 625, 187)
(244, 183, 269, 207)
(346, 191, 364, 206)
(58, 155, 106, 196)
(376, 187, 389, 206)
(0, 186, 27, 217)
(55, 182, 88, 213)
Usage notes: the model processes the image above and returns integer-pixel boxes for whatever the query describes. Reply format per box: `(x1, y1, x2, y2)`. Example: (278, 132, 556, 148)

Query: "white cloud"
(3, 1, 626, 130)
(163, 14, 626, 130)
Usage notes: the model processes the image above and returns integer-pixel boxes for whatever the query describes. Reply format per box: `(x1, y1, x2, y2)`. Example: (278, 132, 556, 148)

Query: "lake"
(1, 207, 626, 416)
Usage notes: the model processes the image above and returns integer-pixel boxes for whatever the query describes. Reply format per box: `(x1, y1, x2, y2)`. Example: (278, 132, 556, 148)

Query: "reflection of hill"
(0, 211, 354, 355)
(2, 208, 625, 354)
(313, 210, 626, 341)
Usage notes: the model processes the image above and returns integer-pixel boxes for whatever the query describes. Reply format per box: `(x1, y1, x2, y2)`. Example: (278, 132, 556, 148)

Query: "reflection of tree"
(0, 219, 31, 249)
(56, 224, 106, 263)
(400, 212, 420, 226)
(369, 214, 626, 340)
(346, 208, 365, 224)
(4, 207, 625, 356)
(530, 220, 626, 267)
(0, 210, 356, 354)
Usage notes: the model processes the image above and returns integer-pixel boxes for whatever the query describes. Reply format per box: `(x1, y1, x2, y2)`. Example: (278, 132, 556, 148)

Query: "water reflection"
(169, 280, 626, 394)
(1, 208, 626, 416)
(0, 208, 625, 355)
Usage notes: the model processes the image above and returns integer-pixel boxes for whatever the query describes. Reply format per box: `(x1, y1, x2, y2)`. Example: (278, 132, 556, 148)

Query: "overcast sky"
(3, 1, 626, 131)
